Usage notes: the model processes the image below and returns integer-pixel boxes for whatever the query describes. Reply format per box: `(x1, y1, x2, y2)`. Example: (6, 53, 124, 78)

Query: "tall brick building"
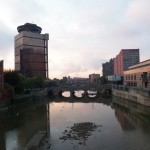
(114, 49, 140, 75)
(0, 60, 4, 99)
(15, 23, 49, 78)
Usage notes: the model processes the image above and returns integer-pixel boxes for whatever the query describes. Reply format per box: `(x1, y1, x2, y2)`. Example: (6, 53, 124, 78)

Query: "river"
(0, 92, 150, 150)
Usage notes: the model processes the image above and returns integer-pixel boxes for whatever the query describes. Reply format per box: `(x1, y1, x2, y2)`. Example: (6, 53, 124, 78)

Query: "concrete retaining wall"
(112, 86, 150, 106)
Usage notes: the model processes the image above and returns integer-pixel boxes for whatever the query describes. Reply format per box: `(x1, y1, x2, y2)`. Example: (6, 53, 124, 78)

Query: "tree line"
(4, 70, 44, 95)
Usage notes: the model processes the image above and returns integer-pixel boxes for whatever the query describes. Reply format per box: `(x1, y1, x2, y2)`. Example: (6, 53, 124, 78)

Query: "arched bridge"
(45, 83, 112, 99)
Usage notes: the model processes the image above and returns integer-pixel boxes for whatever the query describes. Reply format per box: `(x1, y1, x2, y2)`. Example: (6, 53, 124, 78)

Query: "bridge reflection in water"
(48, 90, 112, 105)
(42, 97, 150, 150)
(0, 94, 150, 149)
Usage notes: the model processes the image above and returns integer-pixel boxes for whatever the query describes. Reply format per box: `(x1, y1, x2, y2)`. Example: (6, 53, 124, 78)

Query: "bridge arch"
(46, 84, 112, 99)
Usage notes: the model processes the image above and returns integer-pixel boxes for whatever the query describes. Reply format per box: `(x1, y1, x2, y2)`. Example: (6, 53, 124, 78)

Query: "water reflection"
(87, 90, 97, 98)
(74, 90, 84, 98)
(0, 102, 48, 150)
(112, 96, 150, 131)
(0, 96, 150, 150)
(5, 130, 20, 150)
(47, 102, 115, 150)
(40, 98, 150, 150)
(62, 91, 70, 97)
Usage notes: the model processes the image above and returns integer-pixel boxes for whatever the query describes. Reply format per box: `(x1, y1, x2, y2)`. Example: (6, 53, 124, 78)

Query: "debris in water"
(59, 122, 102, 144)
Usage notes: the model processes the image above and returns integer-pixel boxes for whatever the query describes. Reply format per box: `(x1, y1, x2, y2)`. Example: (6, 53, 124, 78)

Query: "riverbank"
(0, 89, 47, 112)
(112, 85, 150, 106)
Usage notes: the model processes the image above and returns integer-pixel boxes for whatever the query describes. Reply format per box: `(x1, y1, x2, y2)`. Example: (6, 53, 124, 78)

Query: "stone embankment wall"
(112, 85, 150, 106)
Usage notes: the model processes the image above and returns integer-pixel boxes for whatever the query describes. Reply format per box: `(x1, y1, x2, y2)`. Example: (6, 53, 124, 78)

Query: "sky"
(0, 0, 150, 79)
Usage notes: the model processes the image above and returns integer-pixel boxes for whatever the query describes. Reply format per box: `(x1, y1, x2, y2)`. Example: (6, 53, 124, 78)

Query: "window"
(134, 75, 136, 80)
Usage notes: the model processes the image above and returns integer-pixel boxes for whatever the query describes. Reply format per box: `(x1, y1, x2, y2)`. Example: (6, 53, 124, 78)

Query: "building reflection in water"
(0, 102, 49, 149)
(0, 95, 150, 150)
(114, 107, 135, 130)
(46, 103, 50, 137)
(112, 96, 150, 132)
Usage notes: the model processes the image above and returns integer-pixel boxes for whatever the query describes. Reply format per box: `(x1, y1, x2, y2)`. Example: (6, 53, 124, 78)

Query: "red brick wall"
(0, 60, 4, 92)
(0, 60, 4, 100)
(114, 49, 139, 76)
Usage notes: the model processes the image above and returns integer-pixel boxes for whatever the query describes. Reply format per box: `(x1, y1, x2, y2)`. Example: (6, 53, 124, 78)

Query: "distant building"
(124, 59, 150, 88)
(114, 49, 140, 75)
(107, 75, 122, 82)
(102, 58, 114, 76)
(62, 76, 67, 83)
(15, 23, 49, 78)
(89, 74, 100, 83)
(0, 60, 4, 99)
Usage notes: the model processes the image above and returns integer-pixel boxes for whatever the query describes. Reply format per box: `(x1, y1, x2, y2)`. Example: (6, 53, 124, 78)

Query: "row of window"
(15, 47, 45, 55)
(126, 82, 137, 86)
(124, 50, 139, 54)
(22, 62, 46, 70)
(22, 54, 45, 62)
(125, 73, 150, 81)
(125, 75, 136, 80)
(22, 70, 46, 78)
(15, 62, 47, 70)
(123, 56, 139, 62)
(15, 37, 45, 48)
(15, 53, 47, 63)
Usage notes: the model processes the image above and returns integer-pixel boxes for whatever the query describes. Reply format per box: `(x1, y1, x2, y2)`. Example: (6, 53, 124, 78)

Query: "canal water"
(0, 92, 150, 150)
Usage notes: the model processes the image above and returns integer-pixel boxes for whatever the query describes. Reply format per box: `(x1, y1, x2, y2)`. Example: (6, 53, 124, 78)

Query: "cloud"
(115, 0, 150, 59)
(0, 19, 15, 70)
(0, 26, 12, 50)
(125, 0, 150, 27)
(0, 0, 150, 78)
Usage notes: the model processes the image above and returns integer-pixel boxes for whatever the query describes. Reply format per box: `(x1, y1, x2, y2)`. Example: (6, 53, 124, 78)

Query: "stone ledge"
(23, 131, 46, 150)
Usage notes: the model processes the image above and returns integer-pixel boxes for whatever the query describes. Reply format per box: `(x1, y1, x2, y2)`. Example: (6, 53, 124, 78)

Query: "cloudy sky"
(0, 0, 150, 79)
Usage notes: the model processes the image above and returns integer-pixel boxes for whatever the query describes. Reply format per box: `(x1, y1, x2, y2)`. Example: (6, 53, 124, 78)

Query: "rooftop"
(17, 23, 42, 33)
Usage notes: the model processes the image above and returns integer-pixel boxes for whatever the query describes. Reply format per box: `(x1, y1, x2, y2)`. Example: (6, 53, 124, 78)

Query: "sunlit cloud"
(0, 0, 149, 79)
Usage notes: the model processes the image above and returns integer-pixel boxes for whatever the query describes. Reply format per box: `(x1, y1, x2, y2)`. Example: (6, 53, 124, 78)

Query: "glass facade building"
(114, 49, 140, 75)
(15, 23, 49, 78)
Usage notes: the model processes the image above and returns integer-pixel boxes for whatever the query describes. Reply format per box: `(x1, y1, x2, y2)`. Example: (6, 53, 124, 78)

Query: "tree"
(4, 70, 45, 94)
(31, 76, 44, 89)
(100, 76, 108, 84)
(24, 76, 44, 89)
(4, 70, 26, 94)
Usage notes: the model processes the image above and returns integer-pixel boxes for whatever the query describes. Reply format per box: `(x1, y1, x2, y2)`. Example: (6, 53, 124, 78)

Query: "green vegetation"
(4, 70, 44, 95)
(99, 76, 108, 84)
